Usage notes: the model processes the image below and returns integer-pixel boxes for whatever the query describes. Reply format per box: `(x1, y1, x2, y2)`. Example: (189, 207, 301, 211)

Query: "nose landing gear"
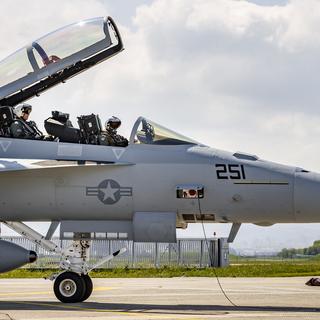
(1, 222, 126, 303)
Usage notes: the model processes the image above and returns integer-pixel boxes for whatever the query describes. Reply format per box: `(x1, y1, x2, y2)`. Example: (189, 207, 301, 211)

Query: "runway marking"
(12, 301, 210, 319)
(94, 286, 116, 292)
(0, 286, 114, 297)
(0, 291, 50, 297)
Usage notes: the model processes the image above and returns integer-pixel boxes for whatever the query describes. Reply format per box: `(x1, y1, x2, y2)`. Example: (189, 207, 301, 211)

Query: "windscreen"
(132, 118, 199, 145)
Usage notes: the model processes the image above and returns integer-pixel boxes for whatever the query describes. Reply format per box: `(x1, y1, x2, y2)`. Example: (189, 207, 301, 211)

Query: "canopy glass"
(130, 117, 199, 146)
(0, 17, 120, 104)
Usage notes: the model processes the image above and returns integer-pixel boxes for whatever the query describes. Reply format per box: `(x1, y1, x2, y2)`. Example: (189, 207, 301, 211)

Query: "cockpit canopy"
(0, 16, 123, 106)
(130, 117, 199, 145)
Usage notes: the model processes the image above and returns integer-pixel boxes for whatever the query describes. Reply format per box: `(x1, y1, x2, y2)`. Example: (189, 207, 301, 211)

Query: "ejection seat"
(44, 111, 80, 143)
(45, 111, 109, 145)
(0, 106, 15, 137)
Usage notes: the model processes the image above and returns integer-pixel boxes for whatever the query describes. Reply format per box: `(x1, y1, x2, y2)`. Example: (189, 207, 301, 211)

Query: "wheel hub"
(59, 279, 77, 297)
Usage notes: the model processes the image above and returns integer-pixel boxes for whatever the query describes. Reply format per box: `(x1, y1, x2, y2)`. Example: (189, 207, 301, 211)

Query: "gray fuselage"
(0, 137, 318, 225)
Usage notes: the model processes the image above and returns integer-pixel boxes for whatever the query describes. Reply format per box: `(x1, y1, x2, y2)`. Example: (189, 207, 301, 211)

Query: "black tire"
(54, 271, 86, 303)
(81, 274, 93, 302)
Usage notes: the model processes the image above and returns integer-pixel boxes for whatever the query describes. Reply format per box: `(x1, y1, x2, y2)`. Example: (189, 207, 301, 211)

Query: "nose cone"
(29, 250, 37, 263)
(294, 171, 320, 222)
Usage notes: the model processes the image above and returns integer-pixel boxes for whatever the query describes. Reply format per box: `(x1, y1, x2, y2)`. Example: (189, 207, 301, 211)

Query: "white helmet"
(14, 104, 32, 118)
(105, 116, 121, 130)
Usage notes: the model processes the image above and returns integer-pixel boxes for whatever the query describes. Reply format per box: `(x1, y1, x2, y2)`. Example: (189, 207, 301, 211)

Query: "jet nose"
(294, 171, 320, 222)
(28, 250, 37, 263)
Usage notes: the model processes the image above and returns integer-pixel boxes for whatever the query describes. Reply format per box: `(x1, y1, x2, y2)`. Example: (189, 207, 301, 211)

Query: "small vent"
(182, 214, 215, 223)
(233, 152, 258, 161)
(182, 214, 195, 222)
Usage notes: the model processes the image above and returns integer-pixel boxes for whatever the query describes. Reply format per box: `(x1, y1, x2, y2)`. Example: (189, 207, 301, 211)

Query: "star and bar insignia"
(86, 179, 132, 205)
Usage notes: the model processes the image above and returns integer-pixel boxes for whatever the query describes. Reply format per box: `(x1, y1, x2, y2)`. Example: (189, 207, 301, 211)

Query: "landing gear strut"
(53, 239, 94, 303)
(2, 221, 126, 303)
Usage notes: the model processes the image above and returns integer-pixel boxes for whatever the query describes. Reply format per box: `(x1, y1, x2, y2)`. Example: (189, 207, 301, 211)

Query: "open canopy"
(130, 117, 200, 146)
(0, 16, 123, 106)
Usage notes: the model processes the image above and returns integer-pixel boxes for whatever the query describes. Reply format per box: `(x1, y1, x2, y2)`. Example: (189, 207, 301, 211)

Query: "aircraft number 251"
(215, 164, 246, 180)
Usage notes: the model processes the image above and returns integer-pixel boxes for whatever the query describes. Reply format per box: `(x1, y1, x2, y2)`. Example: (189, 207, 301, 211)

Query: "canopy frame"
(0, 16, 123, 107)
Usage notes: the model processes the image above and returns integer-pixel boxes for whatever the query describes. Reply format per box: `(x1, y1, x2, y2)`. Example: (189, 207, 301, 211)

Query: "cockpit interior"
(0, 105, 198, 147)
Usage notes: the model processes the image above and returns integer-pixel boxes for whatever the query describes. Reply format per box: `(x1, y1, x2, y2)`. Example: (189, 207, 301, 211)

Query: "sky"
(1, 0, 320, 252)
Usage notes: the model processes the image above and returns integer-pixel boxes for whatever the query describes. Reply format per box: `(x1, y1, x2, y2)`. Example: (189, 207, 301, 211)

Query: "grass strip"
(0, 263, 320, 278)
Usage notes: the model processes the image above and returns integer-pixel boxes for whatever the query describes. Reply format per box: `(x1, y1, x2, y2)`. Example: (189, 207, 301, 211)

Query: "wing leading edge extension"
(0, 159, 134, 174)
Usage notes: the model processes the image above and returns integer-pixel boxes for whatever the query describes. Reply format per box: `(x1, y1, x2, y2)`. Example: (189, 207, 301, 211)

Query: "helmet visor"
(109, 121, 120, 129)
(22, 105, 32, 114)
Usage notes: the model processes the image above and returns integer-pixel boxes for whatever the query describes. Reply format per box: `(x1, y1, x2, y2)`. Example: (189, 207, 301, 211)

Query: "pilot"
(103, 116, 128, 147)
(10, 104, 43, 140)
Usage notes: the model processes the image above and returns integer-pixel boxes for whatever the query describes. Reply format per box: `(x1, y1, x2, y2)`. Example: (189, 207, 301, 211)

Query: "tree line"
(278, 240, 320, 258)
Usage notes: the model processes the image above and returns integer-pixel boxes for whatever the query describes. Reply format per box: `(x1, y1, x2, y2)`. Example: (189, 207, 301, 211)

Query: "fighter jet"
(0, 16, 318, 303)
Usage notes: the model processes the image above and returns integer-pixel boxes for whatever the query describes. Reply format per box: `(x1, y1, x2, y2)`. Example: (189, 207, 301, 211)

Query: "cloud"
(95, 0, 320, 170)
(1, 0, 320, 170)
(130, 0, 320, 111)
(0, 0, 109, 57)
(1, 0, 320, 249)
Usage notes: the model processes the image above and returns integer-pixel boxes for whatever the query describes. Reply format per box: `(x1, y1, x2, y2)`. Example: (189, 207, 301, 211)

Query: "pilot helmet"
(14, 104, 32, 117)
(106, 116, 121, 130)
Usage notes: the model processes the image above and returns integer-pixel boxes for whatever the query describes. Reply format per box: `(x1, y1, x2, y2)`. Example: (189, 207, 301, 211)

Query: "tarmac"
(0, 277, 319, 319)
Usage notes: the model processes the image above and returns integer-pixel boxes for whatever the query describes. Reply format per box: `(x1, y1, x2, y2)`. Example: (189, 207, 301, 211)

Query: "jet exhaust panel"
(0, 240, 37, 272)
(133, 212, 177, 243)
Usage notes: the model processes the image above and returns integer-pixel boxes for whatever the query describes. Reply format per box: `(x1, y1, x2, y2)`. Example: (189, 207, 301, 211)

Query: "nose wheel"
(53, 272, 93, 303)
